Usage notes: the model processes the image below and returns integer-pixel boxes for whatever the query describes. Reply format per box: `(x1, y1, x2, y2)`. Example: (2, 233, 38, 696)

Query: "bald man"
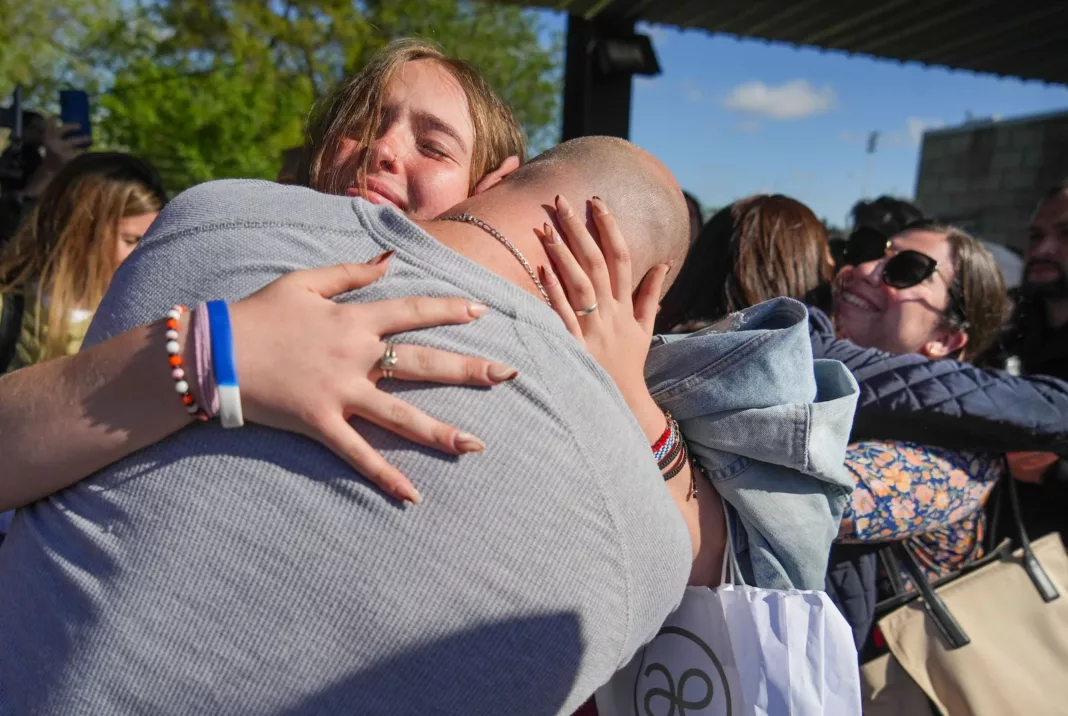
(0, 138, 702, 715)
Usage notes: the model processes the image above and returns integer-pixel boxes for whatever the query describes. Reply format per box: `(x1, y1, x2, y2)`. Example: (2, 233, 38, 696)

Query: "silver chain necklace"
(441, 213, 552, 307)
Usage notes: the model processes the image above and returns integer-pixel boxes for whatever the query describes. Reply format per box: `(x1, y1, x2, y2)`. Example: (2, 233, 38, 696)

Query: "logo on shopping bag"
(633, 626, 732, 716)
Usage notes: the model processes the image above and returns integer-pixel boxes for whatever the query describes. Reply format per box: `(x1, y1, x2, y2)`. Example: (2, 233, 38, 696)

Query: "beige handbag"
(861, 478, 1068, 716)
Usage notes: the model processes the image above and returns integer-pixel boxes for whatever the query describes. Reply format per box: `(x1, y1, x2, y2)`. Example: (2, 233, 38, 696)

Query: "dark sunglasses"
(882, 250, 943, 289)
(844, 219, 942, 266)
(844, 232, 968, 323)
(886, 251, 970, 326)
(845, 227, 944, 289)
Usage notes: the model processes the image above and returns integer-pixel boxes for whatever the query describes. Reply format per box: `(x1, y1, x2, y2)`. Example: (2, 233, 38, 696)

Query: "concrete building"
(914, 109, 1068, 252)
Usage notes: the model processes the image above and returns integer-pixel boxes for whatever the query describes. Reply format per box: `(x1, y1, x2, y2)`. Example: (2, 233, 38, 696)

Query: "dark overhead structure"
(501, 0, 1068, 140)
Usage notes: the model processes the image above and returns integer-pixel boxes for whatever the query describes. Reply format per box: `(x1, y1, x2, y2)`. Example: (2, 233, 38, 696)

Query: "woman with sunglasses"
(821, 223, 1010, 634)
(832, 222, 1000, 358)
(658, 198, 1068, 638)
(661, 201, 1068, 457)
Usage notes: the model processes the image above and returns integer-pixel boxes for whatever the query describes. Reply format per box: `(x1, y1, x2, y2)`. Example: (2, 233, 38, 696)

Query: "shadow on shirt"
(276, 613, 584, 716)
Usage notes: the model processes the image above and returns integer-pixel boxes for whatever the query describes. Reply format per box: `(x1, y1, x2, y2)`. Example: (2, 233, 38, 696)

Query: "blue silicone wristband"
(206, 300, 243, 428)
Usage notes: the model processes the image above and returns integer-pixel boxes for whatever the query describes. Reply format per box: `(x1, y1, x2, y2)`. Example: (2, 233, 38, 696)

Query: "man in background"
(985, 182, 1068, 538)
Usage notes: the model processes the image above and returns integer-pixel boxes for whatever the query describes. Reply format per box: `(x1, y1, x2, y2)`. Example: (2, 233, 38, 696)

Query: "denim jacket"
(646, 298, 859, 590)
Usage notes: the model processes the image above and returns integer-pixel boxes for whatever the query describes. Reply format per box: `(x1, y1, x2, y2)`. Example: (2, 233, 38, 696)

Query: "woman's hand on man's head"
(538, 194, 670, 442)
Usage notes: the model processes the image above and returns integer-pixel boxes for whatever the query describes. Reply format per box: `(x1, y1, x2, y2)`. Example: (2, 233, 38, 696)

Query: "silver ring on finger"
(379, 342, 399, 380)
(574, 302, 599, 317)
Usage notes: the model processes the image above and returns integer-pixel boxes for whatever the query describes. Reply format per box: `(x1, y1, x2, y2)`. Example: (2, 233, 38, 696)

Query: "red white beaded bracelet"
(165, 305, 209, 421)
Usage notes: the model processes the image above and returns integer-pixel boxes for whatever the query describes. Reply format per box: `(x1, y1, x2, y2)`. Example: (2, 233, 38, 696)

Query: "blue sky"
(536, 11, 1068, 227)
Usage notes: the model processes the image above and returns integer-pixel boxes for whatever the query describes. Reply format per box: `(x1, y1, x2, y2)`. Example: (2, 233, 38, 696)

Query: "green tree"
(0, 0, 117, 107)
(3, 0, 561, 193)
(355, 0, 562, 151)
(100, 58, 314, 191)
(96, 0, 561, 192)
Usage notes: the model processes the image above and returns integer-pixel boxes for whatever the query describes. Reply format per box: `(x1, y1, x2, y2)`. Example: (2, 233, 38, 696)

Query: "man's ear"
(472, 155, 521, 195)
(920, 328, 968, 359)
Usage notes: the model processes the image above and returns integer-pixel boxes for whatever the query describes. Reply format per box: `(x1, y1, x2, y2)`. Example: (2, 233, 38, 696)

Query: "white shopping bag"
(596, 515, 861, 715)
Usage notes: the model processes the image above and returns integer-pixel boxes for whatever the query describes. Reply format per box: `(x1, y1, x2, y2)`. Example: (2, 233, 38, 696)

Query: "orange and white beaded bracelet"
(164, 305, 209, 421)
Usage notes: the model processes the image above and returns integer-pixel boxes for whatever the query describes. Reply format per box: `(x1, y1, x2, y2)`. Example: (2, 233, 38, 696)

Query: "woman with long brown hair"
(0, 152, 166, 372)
(656, 194, 833, 333)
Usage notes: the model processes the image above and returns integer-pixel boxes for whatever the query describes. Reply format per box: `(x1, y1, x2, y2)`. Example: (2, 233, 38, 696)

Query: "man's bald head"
(502, 137, 691, 279)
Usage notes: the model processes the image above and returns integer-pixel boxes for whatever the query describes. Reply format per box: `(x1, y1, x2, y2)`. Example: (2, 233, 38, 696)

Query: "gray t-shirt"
(0, 180, 690, 716)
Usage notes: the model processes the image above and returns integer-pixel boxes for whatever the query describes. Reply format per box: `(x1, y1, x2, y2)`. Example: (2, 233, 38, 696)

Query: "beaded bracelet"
(165, 306, 209, 421)
(651, 411, 696, 498)
(651, 417, 673, 455)
(664, 441, 699, 499)
(653, 413, 681, 469)
(658, 433, 683, 471)
(662, 439, 688, 480)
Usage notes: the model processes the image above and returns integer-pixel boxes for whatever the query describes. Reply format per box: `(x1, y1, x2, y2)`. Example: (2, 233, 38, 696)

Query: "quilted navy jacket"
(808, 306, 1068, 452)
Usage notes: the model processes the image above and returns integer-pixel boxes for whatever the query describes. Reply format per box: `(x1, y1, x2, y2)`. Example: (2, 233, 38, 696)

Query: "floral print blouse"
(839, 441, 1004, 585)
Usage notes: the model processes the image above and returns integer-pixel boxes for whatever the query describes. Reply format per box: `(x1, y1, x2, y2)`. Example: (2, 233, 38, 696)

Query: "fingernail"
(555, 195, 573, 217)
(372, 249, 396, 264)
(405, 486, 424, 505)
(591, 197, 608, 214)
(467, 302, 489, 318)
(541, 223, 559, 244)
(666, 260, 675, 270)
(488, 364, 519, 382)
(539, 264, 557, 285)
(455, 432, 486, 453)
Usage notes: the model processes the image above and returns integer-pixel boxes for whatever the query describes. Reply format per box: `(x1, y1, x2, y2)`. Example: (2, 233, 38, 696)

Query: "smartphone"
(59, 90, 92, 146)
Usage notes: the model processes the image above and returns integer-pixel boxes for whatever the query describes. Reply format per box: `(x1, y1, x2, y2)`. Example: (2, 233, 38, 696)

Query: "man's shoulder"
(150, 180, 357, 242)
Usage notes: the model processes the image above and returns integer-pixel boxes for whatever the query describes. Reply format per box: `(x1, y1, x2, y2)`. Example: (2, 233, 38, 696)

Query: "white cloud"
(723, 79, 836, 120)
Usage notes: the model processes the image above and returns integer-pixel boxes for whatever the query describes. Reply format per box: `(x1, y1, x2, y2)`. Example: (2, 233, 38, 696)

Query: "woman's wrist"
(628, 388, 669, 444)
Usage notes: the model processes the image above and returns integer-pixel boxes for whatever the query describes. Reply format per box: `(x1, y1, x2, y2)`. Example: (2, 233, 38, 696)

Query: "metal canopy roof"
(514, 0, 1068, 86)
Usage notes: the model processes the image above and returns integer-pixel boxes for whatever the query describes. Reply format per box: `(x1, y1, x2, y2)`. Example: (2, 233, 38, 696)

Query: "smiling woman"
(833, 224, 1008, 360)
(302, 38, 527, 219)
(0, 38, 534, 518)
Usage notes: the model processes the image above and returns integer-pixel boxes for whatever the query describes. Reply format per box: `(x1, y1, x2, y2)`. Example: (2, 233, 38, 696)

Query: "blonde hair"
(301, 38, 527, 195)
(0, 152, 166, 361)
